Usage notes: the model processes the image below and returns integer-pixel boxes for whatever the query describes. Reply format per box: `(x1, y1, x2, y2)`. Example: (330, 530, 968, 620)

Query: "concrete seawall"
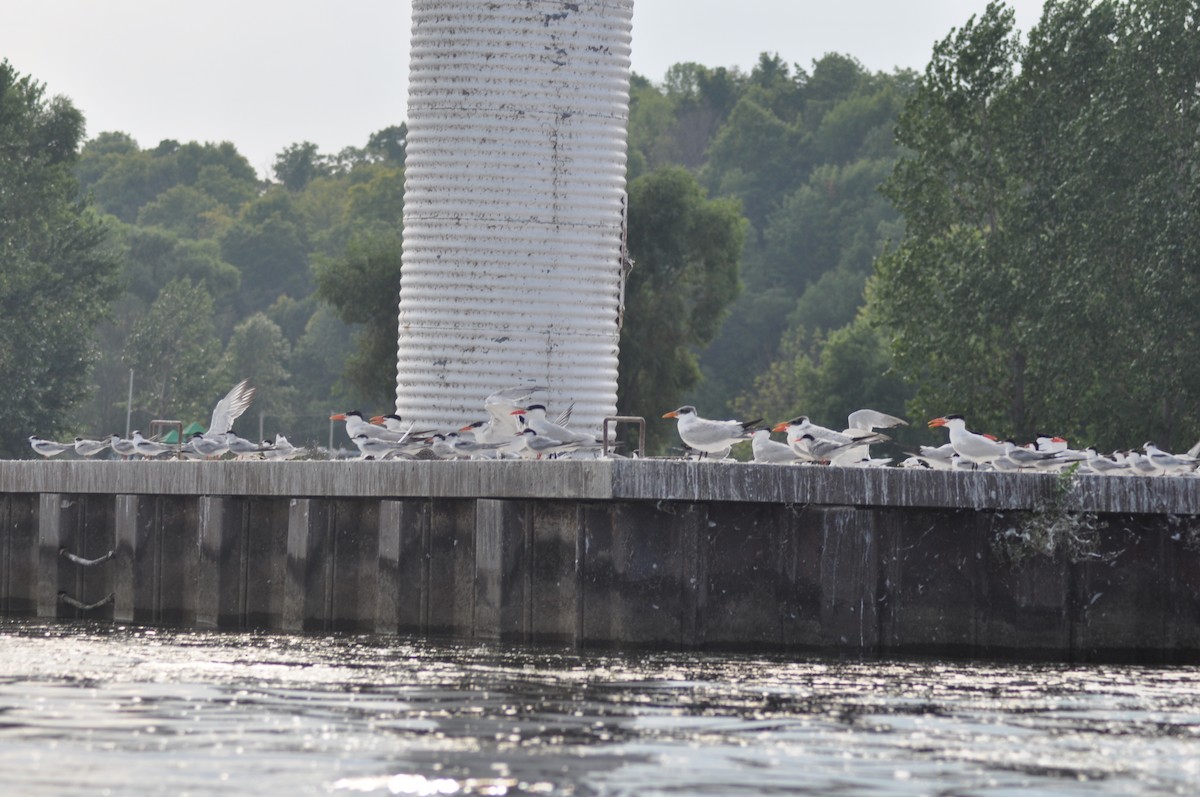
(1, 460, 1198, 662)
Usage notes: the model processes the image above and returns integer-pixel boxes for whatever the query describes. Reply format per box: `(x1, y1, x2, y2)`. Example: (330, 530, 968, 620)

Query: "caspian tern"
(73, 437, 110, 457)
(29, 436, 70, 458)
(750, 428, 800, 463)
(663, 406, 760, 457)
(771, 417, 888, 463)
(926, 416, 1006, 467)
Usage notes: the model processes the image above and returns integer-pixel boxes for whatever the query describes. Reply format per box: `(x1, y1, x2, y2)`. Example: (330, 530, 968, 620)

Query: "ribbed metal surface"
(397, 0, 633, 432)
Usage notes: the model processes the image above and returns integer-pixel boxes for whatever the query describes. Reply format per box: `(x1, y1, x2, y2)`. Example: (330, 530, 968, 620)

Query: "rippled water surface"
(3, 620, 1200, 796)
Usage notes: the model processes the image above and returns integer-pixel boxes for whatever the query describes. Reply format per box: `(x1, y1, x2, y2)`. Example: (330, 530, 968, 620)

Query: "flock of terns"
(23, 381, 1200, 477)
(666, 405, 1200, 477)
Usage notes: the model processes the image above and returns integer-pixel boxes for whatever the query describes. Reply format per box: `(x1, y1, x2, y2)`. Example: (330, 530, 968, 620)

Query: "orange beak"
(510, 409, 526, 416)
(771, 421, 788, 433)
(369, 415, 386, 425)
(458, 424, 475, 432)
(927, 417, 947, 428)
(662, 411, 679, 419)
(330, 413, 347, 421)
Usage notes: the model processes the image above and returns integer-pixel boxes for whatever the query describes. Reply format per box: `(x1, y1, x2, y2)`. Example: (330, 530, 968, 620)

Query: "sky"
(3, 1, 1047, 178)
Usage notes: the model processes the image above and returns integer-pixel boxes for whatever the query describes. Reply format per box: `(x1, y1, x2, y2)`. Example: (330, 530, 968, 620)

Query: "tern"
(29, 436, 70, 458)
(1084, 447, 1129, 475)
(131, 430, 174, 459)
(224, 432, 271, 459)
(73, 437, 110, 457)
(512, 405, 596, 447)
(771, 417, 888, 463)
(204, 379, 256, 441)
(351, 433, 404, 460)
(182, 432, 228, 459)
(835, 410, 907, 465)
(663, 406, 760, 458)
(263, 434, 301, 461)
(790, 433, 867, 464)
(750, 428, 801, 464)
(108, 434, 138, 459)
(927, 415, 1006, 467)
(1143, 442, 1198, 475)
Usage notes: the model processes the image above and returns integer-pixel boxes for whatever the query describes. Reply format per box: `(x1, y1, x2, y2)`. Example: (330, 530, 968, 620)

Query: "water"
(2, 621, 1199, 796)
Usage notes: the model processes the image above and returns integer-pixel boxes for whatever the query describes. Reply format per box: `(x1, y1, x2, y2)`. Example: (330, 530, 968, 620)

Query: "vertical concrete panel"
(877, 508, 981, 657)
(579, 502, 616, 645)
(1, 495, 37, 615)
(113, 495, 156, 624)
(244, 498, 290, 630)
(285, 498, 332, 632)
(329, 500, 380, 632)
(197, 496, 243, 628)
(530, 502, 580, 645)
(380, 500, 432, 635)
(978, 511, 1072, 658)
(156, 497, 198, 627)
(582, 502, 687, 648)
(778, 505, 825, 649)
(703, 502, 783, 650)
(1167, 521, 1200, 660)
(1072, 516, 1167, 662)
(79, 496, 116, 623)
(39, 495, 117, 622)
(427, 499, 476, 637)
(474, 499, 531, 642)
(818, 507, 879, 653)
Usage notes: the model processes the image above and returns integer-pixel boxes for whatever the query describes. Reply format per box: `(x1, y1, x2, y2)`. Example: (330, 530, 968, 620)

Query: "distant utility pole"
(126, 369, 134, 437)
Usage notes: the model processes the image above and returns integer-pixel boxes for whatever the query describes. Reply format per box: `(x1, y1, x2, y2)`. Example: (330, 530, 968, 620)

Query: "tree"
(872, 0, 1200, 449)
(619, 167, 747, 451)
(314, 233, 404, 403)
(0, 60, 121, 454)
(273, 141, 329, 191)
(213, 313, 296, 433)
(123, 278, 221, 422)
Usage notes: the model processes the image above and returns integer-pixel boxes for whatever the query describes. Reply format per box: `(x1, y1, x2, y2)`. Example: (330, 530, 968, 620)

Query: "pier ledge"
(1, 460, 1197, 662)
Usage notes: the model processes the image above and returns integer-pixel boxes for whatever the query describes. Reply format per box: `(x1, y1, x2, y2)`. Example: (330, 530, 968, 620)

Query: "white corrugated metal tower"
(397, 0, 633, 433)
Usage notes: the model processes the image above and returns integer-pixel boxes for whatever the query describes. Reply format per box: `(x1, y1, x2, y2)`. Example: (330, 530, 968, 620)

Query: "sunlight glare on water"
(1, 620, 1199, 796)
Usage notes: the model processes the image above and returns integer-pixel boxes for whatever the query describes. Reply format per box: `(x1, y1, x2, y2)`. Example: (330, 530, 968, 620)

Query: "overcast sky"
(4, 1, 1046, 178)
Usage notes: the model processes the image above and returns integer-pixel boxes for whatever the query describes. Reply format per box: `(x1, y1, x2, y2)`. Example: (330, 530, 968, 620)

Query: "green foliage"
(619, 167, 746, 451)
(0, 60, 121, 455)
(214, 313, 296, 418)
(872, 0, 1200, 450)
(122, 278, 221, 422)
(314, 233, 404, 403)
(735, 313, 911, 433)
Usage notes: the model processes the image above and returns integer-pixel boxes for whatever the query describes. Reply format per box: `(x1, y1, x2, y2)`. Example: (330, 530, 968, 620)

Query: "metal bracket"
(58, 547, 114, 567)
(602, 416, 645, 459)
(57, 591, 115, 611)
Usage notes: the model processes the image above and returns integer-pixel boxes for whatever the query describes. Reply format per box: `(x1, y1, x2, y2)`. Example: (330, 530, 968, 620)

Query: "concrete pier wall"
(1, 460, 1197, 662)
